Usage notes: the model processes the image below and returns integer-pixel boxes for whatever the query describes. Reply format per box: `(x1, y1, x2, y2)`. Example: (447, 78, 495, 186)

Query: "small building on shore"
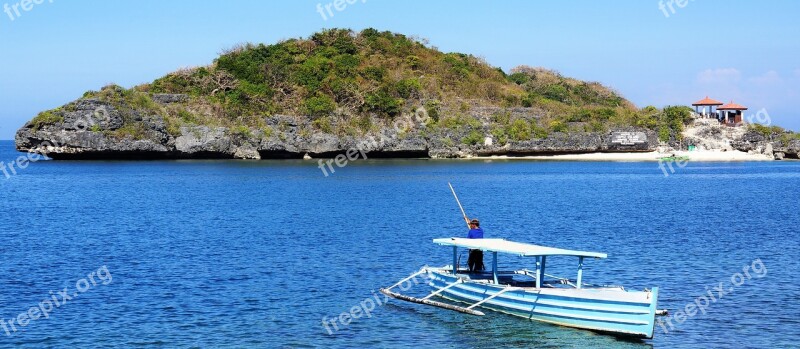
(718, 101, 748, 126)
(692, 96, 723, 118)
(692, 96, 747, 127)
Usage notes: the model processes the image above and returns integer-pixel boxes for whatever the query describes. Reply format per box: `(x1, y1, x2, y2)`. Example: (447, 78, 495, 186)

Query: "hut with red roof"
(691, 96, 723, 118)
(717, 101, 748, 126)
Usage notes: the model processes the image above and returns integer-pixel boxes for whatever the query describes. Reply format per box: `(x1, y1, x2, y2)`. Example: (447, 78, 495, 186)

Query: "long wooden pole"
(448, 182, 470, 228)
(380, 288, 485, 316)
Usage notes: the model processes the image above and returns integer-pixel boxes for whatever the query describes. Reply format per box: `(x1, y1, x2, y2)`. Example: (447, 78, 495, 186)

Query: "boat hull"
(427, 269, 659, 339)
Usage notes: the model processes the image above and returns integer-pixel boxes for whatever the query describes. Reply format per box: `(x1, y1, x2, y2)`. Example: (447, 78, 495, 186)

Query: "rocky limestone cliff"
(683, 118, 800, 160)
(15, 95, 660, 160)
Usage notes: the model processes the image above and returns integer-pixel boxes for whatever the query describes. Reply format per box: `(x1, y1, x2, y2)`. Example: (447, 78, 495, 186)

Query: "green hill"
(22, 28, 740, 159)
(98, 28, 666, 139)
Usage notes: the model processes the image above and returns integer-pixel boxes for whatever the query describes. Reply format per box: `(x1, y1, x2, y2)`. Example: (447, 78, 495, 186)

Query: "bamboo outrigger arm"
(380, 288, 486, 316)
(466, 286, 520, 310)
(380, 269, 486, 316)
(382, 269, 428, 292)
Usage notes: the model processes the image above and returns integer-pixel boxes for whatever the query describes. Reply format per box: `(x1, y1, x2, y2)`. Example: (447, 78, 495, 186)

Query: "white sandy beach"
(479, 150, 775, 162)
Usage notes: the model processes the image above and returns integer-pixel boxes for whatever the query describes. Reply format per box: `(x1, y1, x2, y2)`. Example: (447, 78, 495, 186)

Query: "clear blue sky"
(1, 0, 798, 139)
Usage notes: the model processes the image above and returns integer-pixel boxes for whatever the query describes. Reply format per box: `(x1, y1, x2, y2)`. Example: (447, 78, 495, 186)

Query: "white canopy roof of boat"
(433, 238, 607, 258)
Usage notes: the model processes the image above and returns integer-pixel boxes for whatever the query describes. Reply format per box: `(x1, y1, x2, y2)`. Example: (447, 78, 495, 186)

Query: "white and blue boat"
(381, 238, 662, 339)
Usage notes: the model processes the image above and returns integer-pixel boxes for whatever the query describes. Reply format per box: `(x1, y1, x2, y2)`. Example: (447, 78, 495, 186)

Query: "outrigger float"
(381, 238, 664, 339)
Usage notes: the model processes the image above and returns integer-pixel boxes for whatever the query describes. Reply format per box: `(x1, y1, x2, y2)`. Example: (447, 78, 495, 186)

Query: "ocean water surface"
(1, 140, 798, 348)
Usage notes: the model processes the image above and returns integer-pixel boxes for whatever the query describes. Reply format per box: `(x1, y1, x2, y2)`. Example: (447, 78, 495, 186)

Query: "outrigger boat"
(381, 238, 663, 339)
(657, 154, 690, 162)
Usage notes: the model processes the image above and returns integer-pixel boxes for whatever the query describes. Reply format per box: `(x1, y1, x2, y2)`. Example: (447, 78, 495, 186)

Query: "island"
(14, 28, 800, 160)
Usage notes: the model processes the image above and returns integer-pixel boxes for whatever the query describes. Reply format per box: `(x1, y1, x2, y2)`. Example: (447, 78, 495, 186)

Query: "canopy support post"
(492, 252, 498, 284)
(577, 257, 584, 289)
(537, 256, 547, 288)
(452, 246, 458, 274)
(535, 256, 541, 288)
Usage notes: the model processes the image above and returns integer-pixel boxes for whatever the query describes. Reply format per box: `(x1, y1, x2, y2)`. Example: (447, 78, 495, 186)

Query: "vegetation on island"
(27, 28, 796, 145)
(30, 110, 65, 130)
(747, 123, 800, 145)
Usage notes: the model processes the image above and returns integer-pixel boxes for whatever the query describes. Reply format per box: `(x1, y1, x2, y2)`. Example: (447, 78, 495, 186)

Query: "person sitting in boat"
(467, 219, 484, 272)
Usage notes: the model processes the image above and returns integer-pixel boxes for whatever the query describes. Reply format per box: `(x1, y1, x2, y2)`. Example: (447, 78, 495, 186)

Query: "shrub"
(165, 119, 181, 136)
(587, 120, 607, 132)
(361, 66, 386, 81)
(365, 90, 402, 116)
(329, 78, 359, 104)
(462, 130, 483, 145)
(749, 123, 783, 138)
(508, 72, 530, 85)
(492, 111, 511, 125)
(115, 123, 149, 140)
(296, 56, 333, 92)
(31, 110, 64, 129)
(261, 126, 274, 138)
(441, 137, 454, 147)
(491, 127, 508, 145)
(231, 125, 253, 138)
(395, 78, 421, 99)
(439, 114, 481, 130)
(305, 95, 336, 117)
(312, 116, 333, 133)
(664, 105, 694, 125)
(132, 93, 158, 112)
(521, 93, 536, 107)
(312, 28, 358, 55)
(442, 53, 472, 79)
(542, 85, 569, 103)
(150, 70, 196, 94)
(596, 107, 617, 120)
(216, 44, 269, 84)
(178, 109, 197, 125)
(531, 123, 549, 139)
(333, 54, 360, 77)
(779, 132, 800, 144)
(406, 55, 422, 70)
(658, 127, 671, 142)
(549, 120, 568, 133)
(509, 119, 531, 141)
(641, 105, 659, 114)
(348, 114, 373, 134)
(567, 109, 592, 123)
(424, 100, 440, 122)
(502, 94, 520, 107)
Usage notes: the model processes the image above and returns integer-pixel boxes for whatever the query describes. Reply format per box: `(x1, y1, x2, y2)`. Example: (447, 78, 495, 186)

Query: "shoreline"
(2, 141, 787, 162)
(474, 150, 776, 162)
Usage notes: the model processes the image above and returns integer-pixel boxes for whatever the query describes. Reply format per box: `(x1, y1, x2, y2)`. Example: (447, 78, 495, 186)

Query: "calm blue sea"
(0, 140, 798, 348)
